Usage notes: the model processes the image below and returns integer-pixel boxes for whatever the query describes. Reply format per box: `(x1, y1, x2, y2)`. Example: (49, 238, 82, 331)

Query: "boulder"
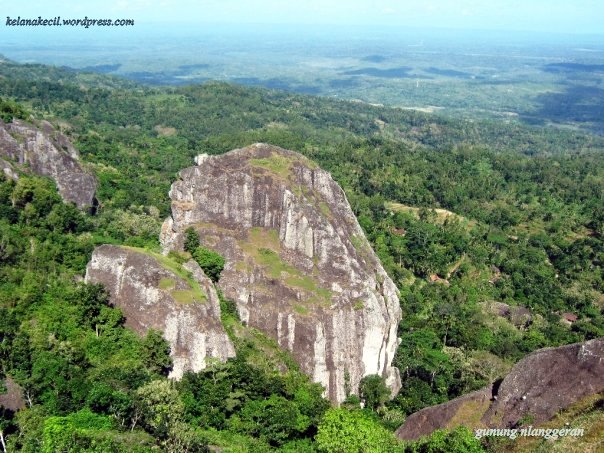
(482, 337, 604, 427)
(396, 386, 493, 440)
(0, 377, 25, 412)
(396, 338, 604, 440)
(85, 244, 236, 378)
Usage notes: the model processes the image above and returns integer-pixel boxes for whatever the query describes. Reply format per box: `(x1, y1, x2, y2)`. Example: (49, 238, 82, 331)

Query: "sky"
(1, 0, 603, 35)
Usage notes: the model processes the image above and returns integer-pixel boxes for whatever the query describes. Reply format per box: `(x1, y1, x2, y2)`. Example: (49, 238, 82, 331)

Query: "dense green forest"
(0, 58, 602, 451)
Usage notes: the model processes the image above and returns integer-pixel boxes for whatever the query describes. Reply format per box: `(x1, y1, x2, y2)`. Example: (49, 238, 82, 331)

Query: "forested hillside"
(0, 58, 602, 451)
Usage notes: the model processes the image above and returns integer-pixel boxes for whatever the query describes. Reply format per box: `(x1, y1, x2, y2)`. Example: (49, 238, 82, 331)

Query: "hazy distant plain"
(2, 25, 603, 133)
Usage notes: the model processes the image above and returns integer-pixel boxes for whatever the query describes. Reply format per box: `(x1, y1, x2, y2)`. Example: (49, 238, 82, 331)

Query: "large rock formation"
(0, 119, 96, 209)
(160, 143, 401, 402)
(85, 245, 236, 378)
(396, 338, 604, 440)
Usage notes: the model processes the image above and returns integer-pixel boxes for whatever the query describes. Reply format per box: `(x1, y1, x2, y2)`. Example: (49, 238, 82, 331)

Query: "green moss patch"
(446, 397, 491, 430)
(238, 227, 333, 306)
(159, 278, 175, 290)
(122, 246, 207, 303)
(318, 201, 333, 219)
(248, 150, 319, 182)
(249, 155, 293, 178)
(350, 234, 372, 262)
(293, 304, 310, 315)
(170, 289, 196, 304)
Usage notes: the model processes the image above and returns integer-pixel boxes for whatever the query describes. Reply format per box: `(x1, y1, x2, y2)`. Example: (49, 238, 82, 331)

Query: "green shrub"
(184, 227, 200, 253)
(0, 98, 28, 123)
(192, 246, 225, 283)
(403, 427, 485, 452)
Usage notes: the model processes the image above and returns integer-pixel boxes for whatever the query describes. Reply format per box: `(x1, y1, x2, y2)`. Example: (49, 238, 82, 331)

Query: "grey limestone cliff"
(160, 143, 402, 402)
(0, 119, 96, 209)
(85, 244, 236, 378)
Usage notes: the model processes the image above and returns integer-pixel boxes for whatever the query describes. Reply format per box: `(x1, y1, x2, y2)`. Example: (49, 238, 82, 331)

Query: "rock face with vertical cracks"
(85, 244, 236, 378)
(160, 143, 402, 402)
(0, 119, 97, 209)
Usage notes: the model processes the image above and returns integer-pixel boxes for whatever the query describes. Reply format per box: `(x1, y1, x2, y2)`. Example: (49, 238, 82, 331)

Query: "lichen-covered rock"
(160, 143, 401, 402)
(0, 119, 96, 209)
(396, 338, 604, 440)
(85, 244, 236, 378)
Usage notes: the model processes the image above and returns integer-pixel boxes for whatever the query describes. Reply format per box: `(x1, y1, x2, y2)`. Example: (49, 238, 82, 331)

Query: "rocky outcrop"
(160, 143, 401, 402)
(0, 119, 96, 209)
(0, 158, 18, 181)
(0, 377, 25, 412)
(85, 245, 236, 378)
(396, 338, 604, 440)
(397, 386, 493, 441)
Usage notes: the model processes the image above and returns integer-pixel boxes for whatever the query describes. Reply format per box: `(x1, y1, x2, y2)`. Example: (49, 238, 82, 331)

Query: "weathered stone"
(0, 119, 96, 209)
(396, 338, 604, 440)
(0, 377, 25, 412)
(396, 386, 493, 441)
(160, 143, 401, 402)
(85, 244, 236, 378)
(482, 337, 604, 427)
(0, 158, 18, 181)
(507, 306, 532, 328)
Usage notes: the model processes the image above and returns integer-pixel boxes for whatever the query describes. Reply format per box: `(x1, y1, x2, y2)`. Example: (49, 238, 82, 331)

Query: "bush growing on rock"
(192, 246, 225, 283)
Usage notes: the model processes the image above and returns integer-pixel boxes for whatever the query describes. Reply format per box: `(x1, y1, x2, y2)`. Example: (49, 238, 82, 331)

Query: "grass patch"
(159, 278, 175, 290)
(500, 393, 604, 453)
(319, 201, 332, 219)
(249, 150, 319, 181)
(446, 397, 491, 430)
(247, 227, 280, 250)
(258, 248, 289, 277)
(249, 155, 293, 179)
(167, 250, 189, 264)
(350, 234, 372, 261)
(293, 304, 310, 315)
(235, 261, 251, 272)
(350, 234, 363, 252)
(385, 201, 475, 229)
(353, 300, 364, 310)
(122, 245, 207, 303)
(170, 290, 196, 304)
(220, 302, 301, 375)
(238, 228, 333, 306)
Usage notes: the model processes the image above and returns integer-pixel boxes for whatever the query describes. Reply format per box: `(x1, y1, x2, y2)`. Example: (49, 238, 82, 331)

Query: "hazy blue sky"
(1, 0, 603, 35)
